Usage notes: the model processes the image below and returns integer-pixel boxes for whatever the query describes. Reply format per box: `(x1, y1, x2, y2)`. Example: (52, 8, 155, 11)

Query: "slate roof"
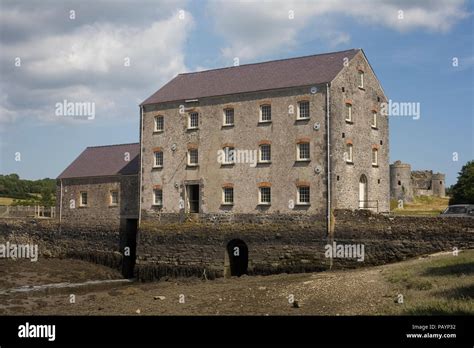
(141, 48, 360, 105)
(57, 143, 140, 179)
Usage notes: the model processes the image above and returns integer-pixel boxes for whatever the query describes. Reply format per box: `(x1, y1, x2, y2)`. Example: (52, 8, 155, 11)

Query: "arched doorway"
(359, 175, 368, 209)
(225, 239, 248, 277)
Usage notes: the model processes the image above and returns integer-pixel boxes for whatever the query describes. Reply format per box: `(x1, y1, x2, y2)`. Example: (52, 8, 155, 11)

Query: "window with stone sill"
(297, 186, 310, 205)
(297, 142, 310, 161)
(222, 187, 234, 205)
(188, 112, 199, 129)
(154, 116, 164, 132)
(153, 151, 163, 168)
(153, 189, 163, 206)
(258, 187, 271, 205)
(260, 104, 272, 122)
(80, 192, 88, 206)
(259, 144, 271, 163)
(110, 191, 119, 205)
(346, 144, 353, 163)
(345, 103, 352, 123)
(223, 108, 234, 126)
(187, 149, 199, 166)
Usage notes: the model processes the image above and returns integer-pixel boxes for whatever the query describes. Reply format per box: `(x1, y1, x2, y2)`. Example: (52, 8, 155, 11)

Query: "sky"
(0, 0, 472, 186)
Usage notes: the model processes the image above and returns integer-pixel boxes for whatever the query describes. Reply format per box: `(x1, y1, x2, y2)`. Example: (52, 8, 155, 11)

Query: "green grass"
(382, 249, 474, 315)
(391, 196, 450, 216)
(0, 197, 15, 205)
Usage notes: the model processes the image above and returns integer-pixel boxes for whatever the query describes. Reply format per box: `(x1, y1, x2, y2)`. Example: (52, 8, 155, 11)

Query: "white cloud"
(0, 2, 193, 127)
(208, 0, 469, 60)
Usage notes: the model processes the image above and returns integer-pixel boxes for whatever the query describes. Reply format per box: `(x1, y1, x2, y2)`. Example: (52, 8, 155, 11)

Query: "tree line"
(0, 174, 56, 206)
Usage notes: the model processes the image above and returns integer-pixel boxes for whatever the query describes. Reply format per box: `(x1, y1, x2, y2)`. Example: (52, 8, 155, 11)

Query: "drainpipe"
(326, 83, 331, 237)
(59, 179, 63, 225)
(138, 105, 144, 227)
(326, 83, 333, 270)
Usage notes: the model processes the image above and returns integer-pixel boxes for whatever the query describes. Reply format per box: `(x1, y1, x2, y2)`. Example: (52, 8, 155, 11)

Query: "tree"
(449, 161, 474, 205)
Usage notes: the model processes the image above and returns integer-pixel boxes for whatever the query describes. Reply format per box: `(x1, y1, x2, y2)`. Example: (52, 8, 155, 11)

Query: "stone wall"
(141, 84, 329, 215)
(1, 211, 472, 282)
(57, 175, 139, 228)
(136, 211, 474, 280)
(0, 219, 123, 270)
(330, 51, 390, 213)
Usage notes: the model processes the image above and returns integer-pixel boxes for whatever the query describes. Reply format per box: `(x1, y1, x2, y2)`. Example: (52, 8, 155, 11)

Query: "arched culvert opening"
(224, 239, 248, 277)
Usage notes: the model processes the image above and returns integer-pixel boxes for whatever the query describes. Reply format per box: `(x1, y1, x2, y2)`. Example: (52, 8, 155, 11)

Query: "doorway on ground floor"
(186, 184, 200, 213)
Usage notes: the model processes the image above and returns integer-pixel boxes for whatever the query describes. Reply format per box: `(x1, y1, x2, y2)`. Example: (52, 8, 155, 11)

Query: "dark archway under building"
(225, 239, 248, 277)
(120, 218, 137, 278)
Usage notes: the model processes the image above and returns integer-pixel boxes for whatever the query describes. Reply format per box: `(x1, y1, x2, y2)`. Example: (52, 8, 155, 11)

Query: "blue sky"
(0, 0, 472, 185)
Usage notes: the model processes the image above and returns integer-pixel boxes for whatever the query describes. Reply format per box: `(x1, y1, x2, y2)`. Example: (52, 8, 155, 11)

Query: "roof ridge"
(87, 142, 139, 149)
(179, 48, 359, 76)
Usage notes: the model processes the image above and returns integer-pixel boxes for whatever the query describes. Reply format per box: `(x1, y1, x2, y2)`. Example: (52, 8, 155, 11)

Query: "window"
(358, 71, 364, 89)
(222, 187, 234, 205)
(154, 151, 163, 168)
(297, 186, 310, 205)
(372, 148, 378, 166)
(398, 180, 401, 186)
(297, 101, 310, 119)
(345, 103, 352, 122)
(260, 104, 271, 122)
(153, 189, 163, 206)
(110, 191, 119, 205)
(259, 187, 271, 205)
(154, 116, 164, 132)
(188, 112, 199, 129)
(371, 111, 377, 128)
(259, 144, 271, 162)
(346, 143, 353, 163)
(188, 149, 198, 166)
(223, 108, 234, 126)
(297, 142, 310, 161)
(223, 146, 235, 164)
(80, 192, 88, 206)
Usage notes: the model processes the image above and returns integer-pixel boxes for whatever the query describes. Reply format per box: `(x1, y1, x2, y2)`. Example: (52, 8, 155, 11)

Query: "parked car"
(441, 204, 474, 217)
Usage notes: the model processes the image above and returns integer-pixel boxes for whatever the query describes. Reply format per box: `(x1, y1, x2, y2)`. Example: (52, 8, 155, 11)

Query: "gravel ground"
(0, 258, 400, 315)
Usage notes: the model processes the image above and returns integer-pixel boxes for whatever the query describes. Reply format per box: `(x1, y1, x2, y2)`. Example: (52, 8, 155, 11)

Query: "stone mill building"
(139, 48, 390, 221)
(56, 48, 392, 278)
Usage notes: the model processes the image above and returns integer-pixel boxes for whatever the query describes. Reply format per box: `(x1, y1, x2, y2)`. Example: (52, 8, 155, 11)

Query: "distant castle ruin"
(390, 160, 445, 202)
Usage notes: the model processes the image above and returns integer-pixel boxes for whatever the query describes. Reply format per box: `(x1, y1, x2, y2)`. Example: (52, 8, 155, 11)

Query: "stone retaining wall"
(0, 211, 472, 282)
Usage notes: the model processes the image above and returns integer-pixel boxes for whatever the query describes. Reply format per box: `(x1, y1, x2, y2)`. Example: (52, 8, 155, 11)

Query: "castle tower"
(390, 161, 414, 202)
(431, 173, 446, 197)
